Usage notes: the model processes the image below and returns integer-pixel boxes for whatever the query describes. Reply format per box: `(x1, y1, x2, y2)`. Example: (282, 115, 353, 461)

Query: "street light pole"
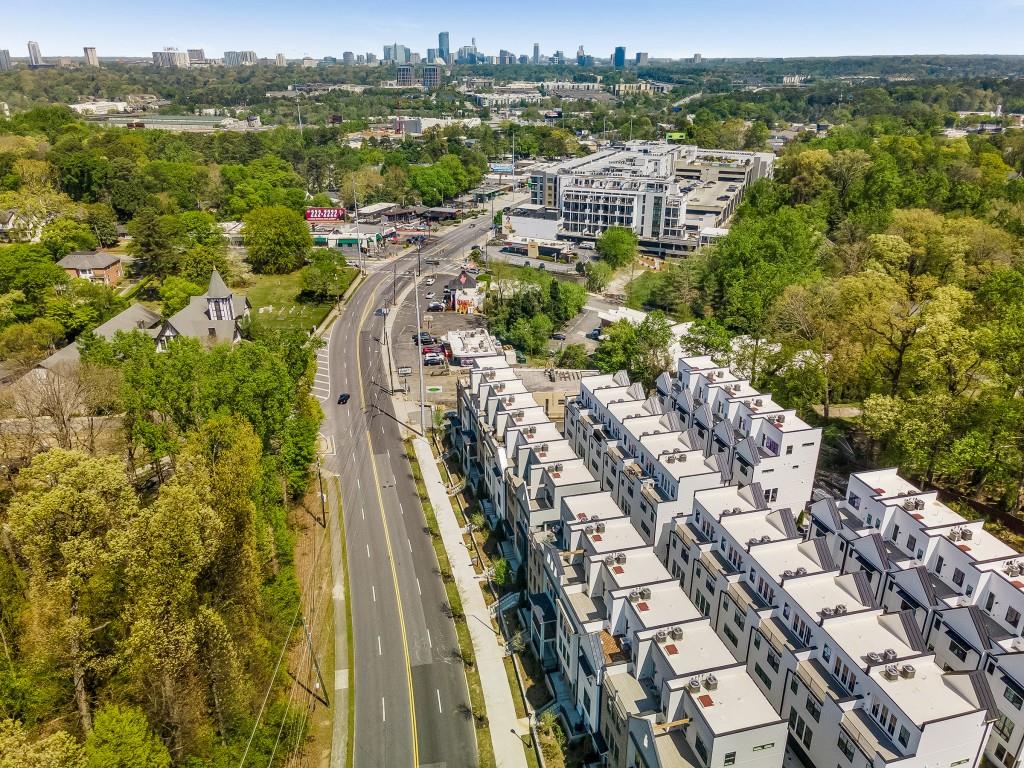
(413, 270, 426, 436)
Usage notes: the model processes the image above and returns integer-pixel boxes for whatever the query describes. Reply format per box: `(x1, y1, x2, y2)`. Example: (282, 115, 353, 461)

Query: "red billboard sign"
(305, 207, 346, 221)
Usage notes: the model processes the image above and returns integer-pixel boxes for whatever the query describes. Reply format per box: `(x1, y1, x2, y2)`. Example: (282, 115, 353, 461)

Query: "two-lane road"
(323, 223, 485, 768)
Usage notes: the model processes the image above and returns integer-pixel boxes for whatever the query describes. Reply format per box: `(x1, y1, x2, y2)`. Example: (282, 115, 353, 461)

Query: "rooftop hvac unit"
(615, 552, 627, 565)
(835, 604, 847, 615)
(914, 498, 925, 510)
(591, 515, 600, 522)
(748, 537, 760, 548)
(604, 554, 616, 566)
(540, 443, 549, 452)
(585, 525, 594, 535)
(1013, 638, 1024, 651)
(821, 607, 835, 619)
(504, 396, 513, 405)
(629, 589, 641, 603)
(783, 570, 795, 578)
(667, 455, 675, 464)
(554, 463, 564, 473)
(882, 648, 897, 662)
(755, 399, 763, 406)
(961, 528, 974, 541)
(704, 674, 718, 690)
(597, 522, 606, 533)
(655, 629, 668, 643)
(903, 499, 916, 511)
(760, 535, 771, 544)
(485, 370, 495, 380)
(688, 677, 701, 692)
(882, 664, 900, 681)
(670, 625, 684, 640)
(640, 587, 652, 600)
(795, 567, 808, 577)
(527, 426, 537, 436)
(679, 454, 687, 462)
(949, 529, 962, 542)
(899, 664, 916, 679)
(496, 383, 506, 392)
(867, 651, 883, 664)
(733, 507, 742, 514)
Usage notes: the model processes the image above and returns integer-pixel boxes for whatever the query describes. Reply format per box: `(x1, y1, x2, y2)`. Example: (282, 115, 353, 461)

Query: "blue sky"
(5, 0, 1024, 59)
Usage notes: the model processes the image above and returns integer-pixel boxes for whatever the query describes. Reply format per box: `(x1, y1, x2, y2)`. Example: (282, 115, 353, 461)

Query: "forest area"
(628, 112, 1024, 512)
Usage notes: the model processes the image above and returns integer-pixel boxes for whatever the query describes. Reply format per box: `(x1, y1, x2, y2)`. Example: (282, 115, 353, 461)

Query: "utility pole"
(383, 316, 395, 394)
(413, 270, 427, 435)
(352, 178, 361, 271)
(392, 262, 398, 306)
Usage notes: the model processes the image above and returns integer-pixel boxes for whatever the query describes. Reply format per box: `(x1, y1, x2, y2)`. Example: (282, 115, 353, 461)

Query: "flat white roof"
(602, 549, 672, 590)
(583, 517, 646, 554)
(751, 539, 825, 582)
(563, 492, 626, 524)
(688, 665, 783, 734)
(784, 572, 871, 620)
(852, 468, 920, 499)
(654, 621, 735, 679)
(720, 509, 790, 548)
(627, 582, 701, 630)
(824, 611, 919, 668)
(870, 662, 979, 724)
(447, 328, 503, 358)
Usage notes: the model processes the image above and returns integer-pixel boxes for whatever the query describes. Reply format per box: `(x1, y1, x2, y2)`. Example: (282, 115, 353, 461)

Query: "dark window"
(995, 712, 1015, 741)
(805, 695, 821, 722)
(724, 752, 736, 767)
(949, 640, 968, 662)
(1008, 606, 1021, 628)
(897, 726, 910, 747)
(953, 568, 965, 587)
(1004, 686, 1024, 710)
(838, 733, 855, 760)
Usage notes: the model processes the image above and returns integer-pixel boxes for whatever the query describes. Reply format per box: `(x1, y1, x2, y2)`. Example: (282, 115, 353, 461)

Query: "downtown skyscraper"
(438, 31, 449, 64)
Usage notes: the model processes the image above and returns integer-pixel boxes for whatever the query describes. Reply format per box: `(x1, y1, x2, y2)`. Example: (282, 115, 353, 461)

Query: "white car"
(425, 291, 436, 299)
(424, 277, 436, 286)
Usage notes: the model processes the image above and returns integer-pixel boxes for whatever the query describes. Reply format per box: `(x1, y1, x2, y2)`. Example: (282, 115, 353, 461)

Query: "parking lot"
(388, 266, 488, 406)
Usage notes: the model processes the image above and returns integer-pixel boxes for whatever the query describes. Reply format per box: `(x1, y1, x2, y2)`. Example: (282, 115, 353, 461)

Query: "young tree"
(158, 276, 205, 317)
(243, 205, 312, 274)
(301, 249, 351, 301)
(583, 260, 612, 292)
(596, 226, 638, 269)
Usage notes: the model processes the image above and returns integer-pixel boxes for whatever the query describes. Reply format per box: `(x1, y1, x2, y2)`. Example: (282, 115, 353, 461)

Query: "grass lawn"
(243, 267, 358, 332)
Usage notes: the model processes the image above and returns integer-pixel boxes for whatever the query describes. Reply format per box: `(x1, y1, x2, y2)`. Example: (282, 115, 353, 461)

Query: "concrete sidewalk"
(412, 438, 529, 768)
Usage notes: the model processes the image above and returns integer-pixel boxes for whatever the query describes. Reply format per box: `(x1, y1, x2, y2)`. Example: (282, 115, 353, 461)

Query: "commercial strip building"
(527, 141, 774, 258)
(453, 341, 1005, 768)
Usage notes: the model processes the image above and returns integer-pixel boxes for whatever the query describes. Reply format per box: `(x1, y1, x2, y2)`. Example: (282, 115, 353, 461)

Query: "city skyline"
(3, 0, 1024, 60)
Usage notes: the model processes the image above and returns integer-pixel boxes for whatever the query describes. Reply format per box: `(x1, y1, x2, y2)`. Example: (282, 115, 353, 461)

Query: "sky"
(5, 0, 1024, 59)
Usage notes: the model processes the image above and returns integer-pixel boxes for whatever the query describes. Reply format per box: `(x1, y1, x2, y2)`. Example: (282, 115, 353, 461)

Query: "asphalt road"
(321, 221, 486, 768)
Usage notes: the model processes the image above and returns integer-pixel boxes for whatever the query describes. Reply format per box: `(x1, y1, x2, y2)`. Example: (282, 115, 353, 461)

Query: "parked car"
(538, 263, 546, 270)
(425, 291, 436, 299)
(423, 354, 445, 366)
(515, 351, 527, 364)
(586, 328, 602, 340)
(465, 267, 480, 275)
(424, 277, 436, 285)
(428, 302, 445, 312)
(337, 393, 350, 405)
(425, 258, 441, 266)
(551, 332, 567, 341)
(421, 345, 441, 355)
(375, 307, 389, 316)
(579, 241, 595, 250)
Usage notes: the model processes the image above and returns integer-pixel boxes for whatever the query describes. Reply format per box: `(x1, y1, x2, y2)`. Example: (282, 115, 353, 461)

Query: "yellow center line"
(352, 273, 419, 767)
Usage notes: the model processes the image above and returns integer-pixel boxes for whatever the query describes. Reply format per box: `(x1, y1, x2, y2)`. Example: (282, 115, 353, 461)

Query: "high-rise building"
(635, 51, 648, 66)
(422, 64, 442, 90)
(152, 48, 190, 68)
(438, 31, 449, 64)
(532, 43, 540, 65)
(365, 52, 377, 65)
(427, 47, 438, 62)
(613, 46, 626, 68)
(0, 50, 12, 72)
(83, 46, 99, 67)
(410, 52, 421, 64)
(342, 51, 354, 65)
(692, 53, 702, 63)
(188, 49, 205, 64)
(356, 54, 365, 65)
(224, 50, 257, 67)
(27, 41, 42, 67)
(275, 53, 286, 66)
(383, 44, 410, 64)
(395, 64, 413, 87)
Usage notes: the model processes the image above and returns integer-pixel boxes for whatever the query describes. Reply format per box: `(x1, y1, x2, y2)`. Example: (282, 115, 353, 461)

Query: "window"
(953, 568, 965, 587)
(724, 752, 736, 766)
(790, 678, 798, 695)
(766, 488, 778, 503)
(753, 633, 761, 650)
(995, 712, 1015, 741)
(987, 593, 996, 612)
(849, 494, 861, 509)
(822, 645, 832, 662)
(897, 725, 910, 747)
(936, 555, 944, 573)
(767, 651, 780, 672)
(949, 639, 969, 662)
(724, 625, 738, 645)
(805, 695, 821, 722)
(1008, 606, 1022, 628)
(754, 663, 772, 689)
(838, 733, 855, 761)
(1004, 685, 1024, 711)
(906, 535, 917, 552)
(735, 611, 745, 631)
(752, 743, 774, 752)
(695, 735, 708, 763)
(786, 445, 793, 455)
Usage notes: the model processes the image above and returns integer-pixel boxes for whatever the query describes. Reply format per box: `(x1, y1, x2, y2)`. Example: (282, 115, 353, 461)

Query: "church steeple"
(206, 270, 234, 321)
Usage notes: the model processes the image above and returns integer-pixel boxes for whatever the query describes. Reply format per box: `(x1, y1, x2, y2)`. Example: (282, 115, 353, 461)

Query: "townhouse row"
(453, 336, 1007, 768)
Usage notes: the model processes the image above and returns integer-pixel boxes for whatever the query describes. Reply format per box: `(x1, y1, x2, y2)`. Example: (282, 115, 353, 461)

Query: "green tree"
(0, 720, 83, 768)
(583, 260, 612, 292)
(40, 218, 99, 259)
(301, 249, 351, 300)
(84, 705, 171, 768)
(158, 276, 205, 317)
(243, 205, 312, 274)
(596, 227, 638, 269)
(557, 343, 589, 369)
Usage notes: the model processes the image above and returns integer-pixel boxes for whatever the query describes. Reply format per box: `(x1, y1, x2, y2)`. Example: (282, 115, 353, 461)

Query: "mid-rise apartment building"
(152, 48, 190, 68)
(529, 141, 774, 258)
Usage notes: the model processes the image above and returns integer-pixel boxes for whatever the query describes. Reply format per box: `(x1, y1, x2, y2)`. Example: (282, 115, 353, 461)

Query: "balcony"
(758, 616, 806, 653)
(676, 520, 709, 550)
(727, 579, 768, 612)
(699, 549, 737, 578)
(599, 630, 631, 665)
(840, 708, 900, 763)
(796, 659, 850, 703)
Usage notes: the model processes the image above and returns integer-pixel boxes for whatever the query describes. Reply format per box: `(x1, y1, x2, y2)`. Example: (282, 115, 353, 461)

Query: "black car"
(337, 393, 350, 405)
(551, 332, 567, 341)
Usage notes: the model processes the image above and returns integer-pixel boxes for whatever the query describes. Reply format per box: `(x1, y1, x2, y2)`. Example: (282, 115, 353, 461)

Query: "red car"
(421, 345, 442, 355)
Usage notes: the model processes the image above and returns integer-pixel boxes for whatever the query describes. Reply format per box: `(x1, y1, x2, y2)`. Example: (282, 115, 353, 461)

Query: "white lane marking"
(366, 544, 371, 558)
(381, 697, 386, 722)
(361, 507, 365, 520)
(398, 502, 404, 515)
(372, 585, 376, 602)
(378, 635, 382, 655)
(416, 578, 421, 595)
(436, 689, 442, 713)
(407, 538, 413, 552)
(427, 628, 432, 648)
